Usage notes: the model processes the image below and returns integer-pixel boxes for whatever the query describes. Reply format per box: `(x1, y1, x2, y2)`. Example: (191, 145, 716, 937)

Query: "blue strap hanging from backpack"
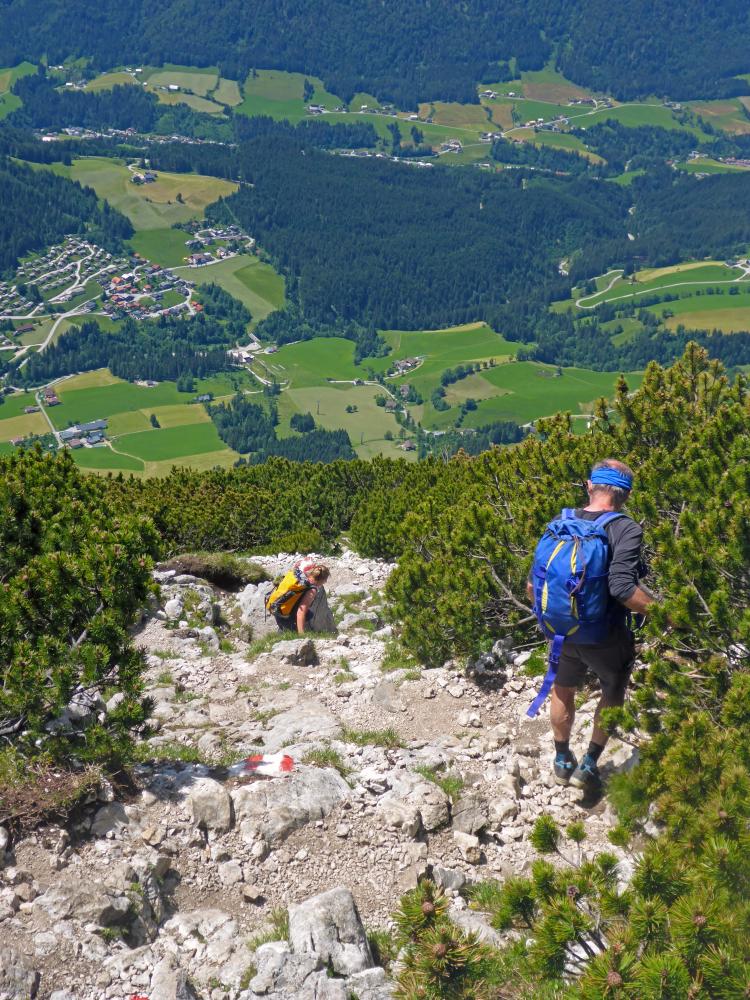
(526, 508, 624, 718)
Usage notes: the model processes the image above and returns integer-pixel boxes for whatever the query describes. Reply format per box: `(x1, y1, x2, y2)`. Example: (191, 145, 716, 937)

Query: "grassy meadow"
(62, 158, 237, 230)
(0, 60, 35, 118)
(172, 256, 285, 324)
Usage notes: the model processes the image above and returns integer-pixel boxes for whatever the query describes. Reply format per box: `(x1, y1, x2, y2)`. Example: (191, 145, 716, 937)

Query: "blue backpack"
(527, 508, 623, 717)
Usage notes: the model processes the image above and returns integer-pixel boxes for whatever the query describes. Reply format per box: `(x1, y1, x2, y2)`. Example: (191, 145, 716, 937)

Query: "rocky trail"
(0, 551, 637, 1000)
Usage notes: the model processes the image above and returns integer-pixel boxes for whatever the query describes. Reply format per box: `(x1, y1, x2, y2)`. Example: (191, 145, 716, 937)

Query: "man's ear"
(586, 479, 593, 492)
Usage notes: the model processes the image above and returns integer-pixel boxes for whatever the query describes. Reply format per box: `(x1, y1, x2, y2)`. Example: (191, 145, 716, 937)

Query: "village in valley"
(0, 221, 258, 457)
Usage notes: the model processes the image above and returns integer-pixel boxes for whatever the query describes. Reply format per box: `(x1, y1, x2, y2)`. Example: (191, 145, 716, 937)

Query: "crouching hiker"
(265, 559, 331, 634)
(526, 459, 655, 793)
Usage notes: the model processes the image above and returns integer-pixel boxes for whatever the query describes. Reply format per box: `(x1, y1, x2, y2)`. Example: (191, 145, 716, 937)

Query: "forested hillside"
(14, 284, 249, 385)
(0, 154, 132, 275)
(1, 0, 749, 106)
(208, 136, 628, 329)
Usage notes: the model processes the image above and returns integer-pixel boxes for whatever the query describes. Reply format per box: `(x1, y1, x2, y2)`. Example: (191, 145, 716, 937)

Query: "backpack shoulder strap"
(594, 511, 626, 530)
(560, 507, 576, 520)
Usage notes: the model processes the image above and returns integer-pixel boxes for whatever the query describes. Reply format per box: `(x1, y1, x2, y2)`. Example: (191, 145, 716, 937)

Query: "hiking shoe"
(553, 752, 578, 786)
(569, 754, 602, 792)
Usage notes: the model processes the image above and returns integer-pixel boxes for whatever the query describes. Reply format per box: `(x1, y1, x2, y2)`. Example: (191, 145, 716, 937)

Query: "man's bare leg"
(551, 684, 576, 742)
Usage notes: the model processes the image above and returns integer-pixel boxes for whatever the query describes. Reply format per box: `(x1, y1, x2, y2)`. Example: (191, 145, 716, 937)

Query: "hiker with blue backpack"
(527, 459, 655, 793)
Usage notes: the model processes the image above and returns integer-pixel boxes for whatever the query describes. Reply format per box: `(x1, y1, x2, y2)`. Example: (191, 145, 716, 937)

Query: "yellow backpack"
(265, 570, 310, 618)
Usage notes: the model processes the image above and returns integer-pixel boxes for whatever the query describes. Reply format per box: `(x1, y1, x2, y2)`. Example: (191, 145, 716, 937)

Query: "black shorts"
(274, 608, 312, 632)
(554, 630, 635, 704)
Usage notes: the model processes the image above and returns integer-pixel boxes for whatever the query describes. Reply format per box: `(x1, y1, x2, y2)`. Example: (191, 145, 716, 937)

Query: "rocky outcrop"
(288, 887, 373, 976)
(0, 548, 631, 998)
(241, 887, 385, 1000)
(232, 767, 350, 845)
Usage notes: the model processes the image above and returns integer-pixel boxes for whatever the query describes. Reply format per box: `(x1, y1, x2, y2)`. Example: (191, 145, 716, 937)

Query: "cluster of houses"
(440, 139, 463, 153)
(533, 116, 570, 133)
(2, 239, 123, 317)
(101, 264, 194, 321)
(0, 282, 35, 316)
(41, 386, 61, 407)
(182, 225, 255, 267)
(227, 344, 262, 364)
(59, 419, 109, 449)
(130, 170, 158, 184)
(38, 127, 227, 149)
(390, 357, 421, 375)
(338, 149, 434, 168)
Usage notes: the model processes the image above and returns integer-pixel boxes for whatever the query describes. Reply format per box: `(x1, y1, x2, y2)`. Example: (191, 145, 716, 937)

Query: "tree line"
(208, 392, 356, 463)
(2, 1, 749, 107)
(0, 153, 132, 276)
(206, 134, 628, 330)
(14, 282, 248, 385)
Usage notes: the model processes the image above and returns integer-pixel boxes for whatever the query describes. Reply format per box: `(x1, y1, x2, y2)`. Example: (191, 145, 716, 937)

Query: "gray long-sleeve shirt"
(574, 508, 644, 603)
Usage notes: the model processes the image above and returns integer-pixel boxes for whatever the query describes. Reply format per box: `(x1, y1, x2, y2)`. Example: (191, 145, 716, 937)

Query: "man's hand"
(623, 585, 655, 615)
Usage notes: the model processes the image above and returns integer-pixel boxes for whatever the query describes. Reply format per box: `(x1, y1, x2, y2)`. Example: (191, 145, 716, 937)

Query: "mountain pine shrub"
(0, 448, 158, 782)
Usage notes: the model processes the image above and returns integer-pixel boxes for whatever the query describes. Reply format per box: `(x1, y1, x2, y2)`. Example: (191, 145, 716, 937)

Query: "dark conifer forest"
(1, 1, 749, 107)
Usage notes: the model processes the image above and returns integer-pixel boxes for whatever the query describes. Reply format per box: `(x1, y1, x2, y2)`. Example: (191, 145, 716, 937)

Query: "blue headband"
(590, 467, 632, 491)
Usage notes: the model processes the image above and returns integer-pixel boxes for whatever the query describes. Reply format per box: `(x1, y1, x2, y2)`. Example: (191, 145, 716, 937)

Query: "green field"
(47, 370, 250, 428)
(0, 61, 35, 119)
(213, 78, 242, 107)
(645, 285, 750, 331)
(265, 338, 361, 387)
(147, 65, 219, 97)
(85, 71, 137, 92)
(570, 264, 747, 309)
(128, 227, 192, 267)
(72, 447, 145, 472)
(173, 255, 285, 323)
(449, 363, 642, 427)
(61, 158, 237, 230)
(0, 407, 50, 442)
(0, 390, 46, 420)
(687, 99, 750, 136)
(237, 69, 342, 122)
(513, 127, 602, 161)
(678, 157, 750, 175)
(277, 383, 406, 459)
(115, 421, 227, 460)
(155, 91, 225, 114)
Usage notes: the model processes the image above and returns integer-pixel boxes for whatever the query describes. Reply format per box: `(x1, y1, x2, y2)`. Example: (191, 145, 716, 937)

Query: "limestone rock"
(344, 967, 393, 1000)
(197, 625, 220, 651)
(488, 797, 519, 826)
(164, 597, 184, 620)
(376, 795, 421, 838)
(187, 777, 233, 834)
(149, 956, 199, 1000)
(91, 801, 131, 838)
(239, 582, 270, 628)
(247, 941, 348, 999)
(432, 866, 466, 892)
(261, 700, 342, 752)
(0, 946, 40, 999)
(32, 881, 131, 927)
(272, 638, 319, 666)
(453, 830, 482, 864)
(389, 773, 450, 832)
(232, 766, 349, 844)
(288, 887, 373, 976)
(451, 794, 489, 835)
